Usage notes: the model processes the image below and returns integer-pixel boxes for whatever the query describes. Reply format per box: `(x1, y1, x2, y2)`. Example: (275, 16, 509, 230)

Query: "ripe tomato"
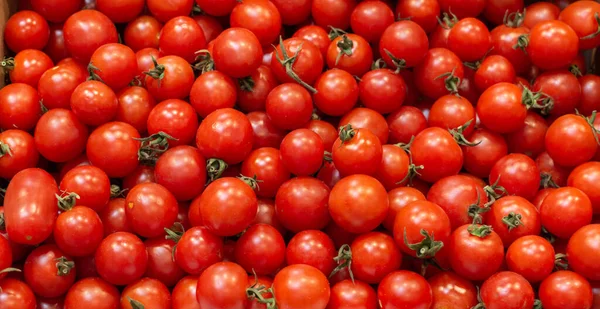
(266, 83, 313, 130)
(506, 235, 555, 283)
(70, 81, 119, 126)
(359, 69, 406, 114)
(272, 264, 330, 309)
(159, 16, 206, 63)
(313, 69, 359, 116)
(414, 48, 464, 99)
(271, 38, 324, 91)
(339, 108, 389, 144)
(147, 0, 193, 22)
(490, 22, 530, 75)
(396, 0, 439, 34)
(524, 2, 561, 29)
(0, 83, 41, 131)
(196, 108, 254, 165)
(536, 151, 571, 188)
(0, 278, 36, 309)
(350, 1, 394, 43)
(527, 20, 579, 70)
(533, 70, 581, 116)
(478, 271, 535, 309)
(375, 145, 410, 190)
(33, 109, 88, 164)
(125, 183, 178, 238)
(87, 122, 141, 178)
(196, 262, 249, 308)
(95, 0, 144, 23)
(474, 55, 516, 92)
(64, 277, 120, 309)
(378, 270, 432, 309)
(172, 276, 201, 309)
(567, 224, 600, 281)
(0, 130, 39, 180)
(305, 119, 337, 152)
(379, 20, 429, 69)
(504, 111, 548, 158)
(279, 129, 325, 176)
(145, 55, 195, 101)
(195, 0, 237, 17)
(410, 127, 464, 183)
(347, 232, 403, 284)
(462, 128, 508, 178)
(387, 106, 428, 144)
(193, 15, 223, 43)
(559, 1, 600, 50)
(124, 16, 162, 51)
(286, 230, 336, 275)
(147, 99, 198, 147)
(539, 271, 593, 309)
(89, 43, 137, 92)
(327, 33, 372, 77)
(486, 196, 541, 247)
(95, 232, 148, 286)
(135, 47, 160, 81)
(24, 244, 75, 298)
(4, 168, 58, 245)
(545, 114, 598, 167)
(477, 82, 529, 134)
(329, 279, 377, 309)
(241, 147, 290, 198)
(44, 23, 69, 63)
(3, 10, 49, 52)
(247, 111, 287, 149)
(213, 28, 262, 78)
(428, 94, 475, 134)
(116, 86, 156, 133)
(63, 10, 119, 62)
(541, 187, 593, 239)
(428, 271, 478, 308)
(438, 0, 485, 19)
(190, 71, 236, 118)
(568, 162, 600, 214)
(235, 224, 285, 275)
(329, 174, 388, 234)
(230, 0, 281, 47)
(448, 224, 504, 281)
(332, 125, 383, 177)
(38, 65, 87, 110)
(448, 17, 492, 62)
(4, 49, 53, 87)
(237, 65, 278, 113)
(155, 146, 207, 201)
(54, 205, 103, 257)
(120, 278, 170, 309)
(483, 0, 524, 25)
(99, 199, 132, 236)
(175, 226, 223, 275)
(275, 177, 331, 232)
(311, 0, 355, 30)
(144, 237, 185, 287)
(384, 187, 426, 232)
(489, 153, 540, 200)
(199, 177, 258, 236)
(579, 74, 600, 116)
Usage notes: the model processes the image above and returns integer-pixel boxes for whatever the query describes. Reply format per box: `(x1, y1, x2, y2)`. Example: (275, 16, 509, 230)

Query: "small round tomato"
(147, 99, 199, 147)
(275, 177, 331, 233)
(4, 10, 49, 52)
(348, 232, 403, 284)
(438, 0, 485, 19)
(533, 70, 581, 116)
(305, 119, 337, 152)
(53, 206, 103, 256)
(567, 224, 600, 281)
(175, 226, 224, 275)
(125, 183, 178, 238)
(196, 262, 249, 307)
(489, 153, 540, 200)
(313, 69, 359, 116)
(327, 33, 373, 77)
(490, 22, 530, 75)
(89, 43, 138, 92)
(144, 55, 195, 101)
(272, 264, 331, 309)
(237, 65, 278, 113)
(70, 80, 119, 126)
(486, 196, 541, 247)
(279, 129, 325, 176)
(448, 224, 504, 281)
(379, 20, 429, 69)
(4, 49, 53, 87)
(0, 83, 41, 131)
(34, 109, 88, 163)
(286, 230, 336, 275)
(350, 1, 394, 43)
(159, 16, 206, 63)
(396, 0, 439, 33)
(428, 271, 478, 308)
(332, 125, 383, 177)
(271, 38, 324, 91)
(378, 271, 433, 309)
(124, 16, 162, 51)
(524, 2, 560, 29)
(410, 127, 464, 183)
(476, 82, 527, 134)
(230, 0, 281, 47)
(462, 128, 508, 178)
(0, 130, 39, 180)
(64, 277, 120, 308)
(24, 244, 76, 298)
(504, 111, 548, 158)
(527, 20, 579, 70)
(559, 1, 600, 50)
(474, 55, 516, 92)
(172, 276, 200, 309)
(266, 83, 313, 130)
(387, 106, 428, 144)
(241, 147, 290, 198)
(329, 174, 388, 234)
(483, 0, 524, 26)
(428, 94, 475, 134)
(385, 187, 426, 232)
(329, 279, 377, 309)
(448, 17, 492, 62)
(507, 235, 555, 283)
(234, 223, 285, 275)
(120, 278, 171, 309)
(568, 162, 600, 214)
(359, 69, 406, 114)
(196, 108, 253, 165)
(44, 23, 69, 63)
(545, 114, 598, 167)
(95, 232, 148, 286)
(155, 146, 207, 201)
(63, 10, 119, 62)
(99, 198, 132, 236)
(147, 0, 193, 22)
(478, 271, 535, 309)
(87, 122, 141, 178)
(247, 111, 287, 149)
(190, 71, 236, 118)
(539, 271, 593, 309)
(213, 28, 263, 78)
(0, 278, 37, 309)
(540, 187, 593, 239)
(38, 65, 87, 110)
(116, 86, 156, 133)
(579, 74, 600, 116)
(375, 145, 410, 190)
(414, 48, 464, 99)
(311, 0, 355, 30)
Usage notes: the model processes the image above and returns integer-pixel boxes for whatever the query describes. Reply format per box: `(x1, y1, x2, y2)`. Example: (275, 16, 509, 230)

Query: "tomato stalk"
(0, 141, 13, 158)
(581, 110, 600, 146)
(0, 57, 14, 71)
(55, 256, 75, 276)
(503, 10, 525, 28)
(193, 50, 215, 74)
(521, 88, 554, 115)
(554, 253, 569, 270)
(484, 177, 508, 205)
(238, 174, 262, 191)
(540, 173, 560, 189)
(206, 158, 228, 184)
(0, 212, 4, 231)
(143, 56, 166, 87)
(0, 267, 21, 275)
(436, 12, 458, 30)
(581, 12, 600, 40)
(238, 76, 255, 91)
(534, 299, 542, 309)
(501, 212, 523, 231)
(87, 62, 105, 82)
(110, 184, 127, 198)
(328, 26, 347, 40)
(246, 279, 277, 309)
(403, 228, 444, 259)
(449, 119, 480, 147)
(335, 35, 354, 66)
(570, 64, 584, 77)
(273, 37, 318, 94)
(164, 222, 185, 259)
(338, 124, 356, 144)
(434, 68, 461, 95)
(329, 244, 355, 283)
(128, 297, 146, 309)
(468, 191, 491, 225)
(382, 49, 406, 73)
(55, 192, 80, 211)
(467, 224, 493, 238)
(512, 34, 529, 53)
(135, 131, 178, 165)
(395, 136, 424, 186)
(370, 58, 387, 70)
(541, 226, 556, 244)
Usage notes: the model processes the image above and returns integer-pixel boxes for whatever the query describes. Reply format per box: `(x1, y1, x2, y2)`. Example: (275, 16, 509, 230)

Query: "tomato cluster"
(2, 0, 600, 308)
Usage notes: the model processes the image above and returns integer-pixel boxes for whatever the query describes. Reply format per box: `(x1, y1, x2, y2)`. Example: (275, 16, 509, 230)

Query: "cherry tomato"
(438, 0, 485, 19)
(87, 122, 141, 178)
(462, 128, 508, 178)
(279, 129, 325, 177)
(428, 94, 475, 134)
(4, 49, 53, 87)
(196, 108, 254, 165)
(567, 224, 600, 281)
(44, 23, 69, 63)
(328, 279, 377, 309)
(159, 16, 206, 63)
(327, 33, 372, 77)
(448, 224, 504, 281)
(414, 48, 464, 99)
(0, 278, 36, 309)
(527, 20, 579, 70)
(230, 0, 281, 47)
(359, 69, 407, 114)
(313, 69, 359, 116)
(33, 108, 89, 164)
(378, 270, 433, 309)
(486, 196, 541, 247)
(396, 0, 440, 33)
(489, 153, 540, 200)
(64, 277, 120, 309)
(235, 223, 285, 275)
(63, 10, 119, 62)
(448, 17, 492, 62)
(237, 65, 278, 113)
(524, 2, 561, 29)
(332, 125, 382, 177)
(559, 1, 600, 50)
(125, 183, 178, 238)
(568, 162, 600, 214)
(124, 16, 162, 51)
(272, 264, 330, 309)
(38, 65, 87, 110)
(474, 55, 516, 92)
(428, 271, 478, 308)
(533, 70, 581, 116)
(545, 114, 598, 167)
(196, 262, 249, 307)
(387, 106, 428, 144)
(172, 276, 201, 309)
(305, 119, 337, 152)
(478, 271, 535, 309)
(271, 38, 324, 90)
(175, 226, 223, 275)
(504, 111, 548, 158)
(349, 232, 403, 284)
(3, 10, 49, 52)
(311, 0, 355, 30)
(275, 177, 331, 232)
(374, 145, 410, 190)
(54, 205, 104, 257)
(483, 0, 524, 26)
(241, 147, 290, 198)
(89, 43, 137, 92)
(24, 244, 76, 298)
(247, 111, 287, 149)
(120, 278, 171, 309)
(145, 237, 184, 287)
(212, 28, 263, 78)
(0, 130, 39, 180)
(541, 187, 593, 239)
(410, 127, 464, 183)
(70, 81, 119, 126)
(147, 99, 198, 147)
(195, 0, 237, 17)
(506, 235, 555, 283)
(190, 71, 236, 118)
(116, 86, 156, 134)
(145, 55, 195, 101)
(379, 20, 429, 69)
(350, 1, 394, 43)
(579, 74, 600, 116)
(0, 83, 41, 131)
(266, 83, 313, 130)
(95, 232, 148, 286)
(539, 271, 593, 309)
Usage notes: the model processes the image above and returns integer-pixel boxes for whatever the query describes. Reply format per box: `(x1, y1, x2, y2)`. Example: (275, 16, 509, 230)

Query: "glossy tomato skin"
(489, 153, 540, 200)
(539, 271, 593, 309)
(193, 15, 223, 43)
(63, 10, 119, 62)
(375, 145, 410, 190)
(3, 10, 49, 52)
(393, 200, 451, 257)
(95, 0, 144, 24)
(474, 55, 516, 92)
(196, 262, 249, 308)
(230, 0, 281, 47)
(506, 235, 555, 283)
(89, 43, 138, 92)
(64, 277, 120, 309)
(34, 108, 88, 163)
(505, 111, 548, 159)
(44, 23, 69, 62)
(147, 99, 198, 147)
(196, 108, 254, 165)
(311, 0, 355, 30)
(237, 65, 278, 113)
(98, 200, 130, 236)
(379, 20, 429, 69)
(579, 74, 600, 116)
(410, 127, 463, 183)
(145, 237, 185, 287)
(378, 270, 433, 309)
(159, 16, 206, 63)
(124, 16, 162, 51)
(448, 17, 492, 62)
(329, 279, 377, 309)
(120, 278, 171, 309)
(329, 174, 388, 234)
(340, 108, 389, 144)
(359, 69, 407, 114)
(568, 162, 600, 214)
(428, 94, 475, 134)
(199, 177, 258, 236)
(351, 232, 403, 284)
(490, 24, 530, 75)
(332, 127, 382, 177)
(271, 38, 324, 87)
(87, 122, 141, 178)
(0, 130, 39, 180)
(387, 106, 428, 144)
(123, 166, 156, 192)
(190, 71, 236, 118)
(125, 183, 178, 238)
(448, 224, 504, 281)
(541, 187, 593, 239)
(428, 271, 478, 308)
(462, 128, 508, 178)
(4, 168, 58, 245)
(439, 0, 485, 19)
(266, 83, 313, 130)
(524, 2, 560, 29)
(38, 65, 86, 110)
(327, 34, 373, 77)
(116, 86, 156, 134)
(273, 264, 330, 309)
(559, 1, 600, 50)
(414, 48, 464, 100)
(7, 49, 53, 87)
(275, 177, 331, 233)
(234, 223, 285, 275)
(486, 196, 541, 247)
(527, 20, 579, 70)
(0, 278, 36, 309)
(305, 119, 337, 152)
(241, 147, 290, 198)
(0, 83, 41, 131)
(175, 226, 223, 275)
(155, 146, 207, 201)
(384, 187, 426, 232)
(70, 81, 119, 126)
(286, 230, 336, 275)
(247, 111, 287, 149)
(350, 1, 394, 43)
(395, 0, 439, 34)
(479, 271, 535, 309)
(172, 276, 201, 309)
(313, 69, 359, 116)
(145, 55, 195, 101)
(477, 82, 527, 134)
(24, 244, 76, 298)
(95, 232, 148, 286)
(213, 28, 263, 78)
(148, 0, 194, 22)
(567, 224, 600, 281)
(54, 206, 104, 257)
(279, 129, 325, 176)
(545, 114, 598, 167)
(533, 70, 581, 116)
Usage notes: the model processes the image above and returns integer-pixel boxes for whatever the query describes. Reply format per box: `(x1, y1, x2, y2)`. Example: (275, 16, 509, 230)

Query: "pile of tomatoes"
(3, 0, 600, 308)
